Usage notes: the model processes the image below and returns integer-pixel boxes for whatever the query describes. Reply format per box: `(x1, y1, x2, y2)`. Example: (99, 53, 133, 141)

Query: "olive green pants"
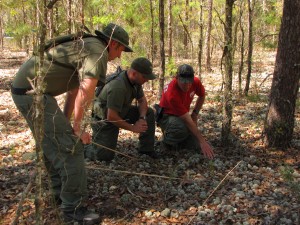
(157, 114, 199, 150)
(12, 93, 87, 212)
(85, 106, 155, 161)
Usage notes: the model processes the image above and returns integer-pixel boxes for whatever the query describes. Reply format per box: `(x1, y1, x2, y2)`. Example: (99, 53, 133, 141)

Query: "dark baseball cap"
(131, 57, 156, 80)
(177, 64, 194, 83)
(95, 23, 133, 52)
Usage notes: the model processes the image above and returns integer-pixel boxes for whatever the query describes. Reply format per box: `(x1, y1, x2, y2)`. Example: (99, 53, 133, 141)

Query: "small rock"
(144, 210, 152, 217)
(170, 210, 179, 218)
(161, 208, 171, 217)
(2, 155, 13, 164)
(22, 152, 36, 161)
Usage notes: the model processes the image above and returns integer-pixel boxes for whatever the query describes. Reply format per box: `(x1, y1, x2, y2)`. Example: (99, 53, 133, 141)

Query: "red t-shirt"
(159, 77, 205, 116)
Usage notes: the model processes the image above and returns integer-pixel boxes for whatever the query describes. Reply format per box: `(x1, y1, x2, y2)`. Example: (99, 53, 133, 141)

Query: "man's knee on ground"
(96, 149, 115, 161)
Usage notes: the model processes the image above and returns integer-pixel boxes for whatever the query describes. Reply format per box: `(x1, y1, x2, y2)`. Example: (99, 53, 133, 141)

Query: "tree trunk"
(21, 0, 29, 55)
(35, 0, 47, 223)
(221, 0, 235, 146)
(158, 0, 165, 100)
(67, 0, 72, 34)
(49, 9, 54, 38)
(149, 0, 155, 63)
(238, 5, 245, 96)
(205, 0, 213, 72)
(0, 16, 3, 49)
(264, 0, 300, 148)
(149, 0, 155, 90)
(197, 0, 204, 77)
(80, 0, 84, 25)
(244, 0, 254, 96)
(183, 0, 189, 58)
(167, 0, 173, 60)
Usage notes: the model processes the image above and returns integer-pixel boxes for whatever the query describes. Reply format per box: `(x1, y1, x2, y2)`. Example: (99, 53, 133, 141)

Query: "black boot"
(62, 207, 100, 225)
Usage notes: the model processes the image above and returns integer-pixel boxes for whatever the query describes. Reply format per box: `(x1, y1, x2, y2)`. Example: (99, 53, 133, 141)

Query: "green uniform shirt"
(12, 37, 108, 96)
(94, 71, 144, 119)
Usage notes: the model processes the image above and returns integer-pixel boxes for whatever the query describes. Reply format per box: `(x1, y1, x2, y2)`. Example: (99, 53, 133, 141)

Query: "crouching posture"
(157, 64, 215, 159)
(85, 57, 158, 161)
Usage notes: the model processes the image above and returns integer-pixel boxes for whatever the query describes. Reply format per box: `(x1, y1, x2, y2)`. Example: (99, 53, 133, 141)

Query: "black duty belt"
(11, 86, 32, 95)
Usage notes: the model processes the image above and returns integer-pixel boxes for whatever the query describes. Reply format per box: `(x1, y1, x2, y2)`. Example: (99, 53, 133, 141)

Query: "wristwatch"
(139, 116, 147, 120)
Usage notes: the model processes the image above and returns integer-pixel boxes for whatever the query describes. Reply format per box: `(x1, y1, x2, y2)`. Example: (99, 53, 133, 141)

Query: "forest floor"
(0, 48, 299, 225)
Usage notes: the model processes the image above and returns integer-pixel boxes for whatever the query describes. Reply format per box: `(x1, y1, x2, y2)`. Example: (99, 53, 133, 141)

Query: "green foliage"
(246, 94, 262, 103)
(279, 165, 300, 200)
(211, 94, 222, 102)
(262, 39, 278, 49)
(92, 16, 112, 26)
(165, 57, 177, 78)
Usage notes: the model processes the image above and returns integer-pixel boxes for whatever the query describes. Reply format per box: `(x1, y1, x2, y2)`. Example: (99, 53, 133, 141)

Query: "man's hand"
(73, 129, 91, 144)
(199, 141, 215, 159)
(131, 119, 148, 133)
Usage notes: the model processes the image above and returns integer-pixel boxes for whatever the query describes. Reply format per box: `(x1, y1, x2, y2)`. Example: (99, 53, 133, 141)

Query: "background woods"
(0, 0, 299, 224)
(1, 0, 297, 145)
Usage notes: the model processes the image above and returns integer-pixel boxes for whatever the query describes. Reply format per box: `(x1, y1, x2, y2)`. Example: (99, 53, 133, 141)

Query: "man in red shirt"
(158, 64, 214, 159)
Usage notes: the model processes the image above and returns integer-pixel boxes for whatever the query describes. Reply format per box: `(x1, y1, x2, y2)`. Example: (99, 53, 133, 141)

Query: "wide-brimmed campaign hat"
(95, 23, 133, 52)
(177, 64, 194, 83)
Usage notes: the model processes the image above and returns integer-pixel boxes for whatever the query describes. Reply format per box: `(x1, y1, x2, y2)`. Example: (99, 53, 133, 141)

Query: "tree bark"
(149, 0, 155, 63)
(244, 0, 254, 96)
(221, 0, 235, 146)
(205, 0, 213, 72)
(237, 5, 245, 96)
(149, 0, 155, 90)
(167, 0, 173, 60)
(0, 16, 3, 49)
(67, 0, 72, 34)
(197, 0, 204, 77)
(264, 0, 300, 148)
(158, 0, 165, 100)
(183, 0, 189, 58)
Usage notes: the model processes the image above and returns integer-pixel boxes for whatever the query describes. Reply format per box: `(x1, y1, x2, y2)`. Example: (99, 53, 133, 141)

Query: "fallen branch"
(11, 171, 37, 225)
(187, 161, 241, 225)
(86, 165, 181, 180)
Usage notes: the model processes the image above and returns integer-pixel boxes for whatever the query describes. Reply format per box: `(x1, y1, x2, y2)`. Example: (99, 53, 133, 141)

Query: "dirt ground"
(0, 48, 299, 225)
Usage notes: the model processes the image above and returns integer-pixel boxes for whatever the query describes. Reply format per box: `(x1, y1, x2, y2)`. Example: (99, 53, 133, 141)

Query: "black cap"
(131, 57, 156, 80)
(177, 64, 194, 83)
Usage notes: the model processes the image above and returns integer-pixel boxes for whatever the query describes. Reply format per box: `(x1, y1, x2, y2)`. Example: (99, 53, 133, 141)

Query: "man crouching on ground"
(85, 57, 158, 161)
(157, 64, 215, 159)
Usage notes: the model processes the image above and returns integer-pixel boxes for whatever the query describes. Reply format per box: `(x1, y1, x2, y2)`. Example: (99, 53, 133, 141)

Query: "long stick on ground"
(11, 171, 37, 225)
(86, 166, 181, 180)
(187, 161, 241, 225)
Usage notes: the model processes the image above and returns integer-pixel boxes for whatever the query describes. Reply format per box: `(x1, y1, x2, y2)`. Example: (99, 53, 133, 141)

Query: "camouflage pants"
(157, 114, 199, 150)
(12, 93, 87, 212)
(85, 106, 155, 161)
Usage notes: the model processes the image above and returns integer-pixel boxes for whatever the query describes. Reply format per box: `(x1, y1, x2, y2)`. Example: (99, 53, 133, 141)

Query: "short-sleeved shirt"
(94, 71, 144, 119)
(12, 37, 108, 96)
(159, 77, 205, 116)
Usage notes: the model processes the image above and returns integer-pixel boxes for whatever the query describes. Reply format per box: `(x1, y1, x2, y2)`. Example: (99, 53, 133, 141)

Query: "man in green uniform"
(11, 23, 132, 224)
(85, 57, 157, 161)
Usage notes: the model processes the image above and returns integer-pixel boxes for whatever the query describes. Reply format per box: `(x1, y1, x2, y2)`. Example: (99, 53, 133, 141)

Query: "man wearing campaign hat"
(85, 57, 158, 161)
(11, 23, 132, 224)
(157, 64, 215, 159)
